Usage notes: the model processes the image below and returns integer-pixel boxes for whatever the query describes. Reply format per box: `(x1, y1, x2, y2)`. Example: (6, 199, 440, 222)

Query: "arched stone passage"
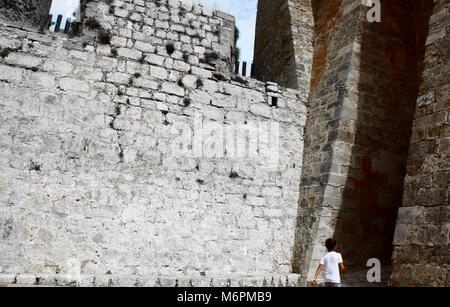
(291, 0, 436, 283)
(333, 0, 435, 271)
(292, 0, 357, 281)
(391, 0, 449, 286)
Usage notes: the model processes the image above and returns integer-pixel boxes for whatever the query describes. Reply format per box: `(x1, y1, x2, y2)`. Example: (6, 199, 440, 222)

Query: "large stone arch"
(292, 0, 361, 282)
(286, 0, 437, 284)
(333, 0, 436, 272)
(391, 0, 449, 286)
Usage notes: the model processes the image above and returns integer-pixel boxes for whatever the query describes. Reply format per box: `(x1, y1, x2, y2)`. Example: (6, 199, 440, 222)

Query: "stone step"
(0, 273, 302, 287)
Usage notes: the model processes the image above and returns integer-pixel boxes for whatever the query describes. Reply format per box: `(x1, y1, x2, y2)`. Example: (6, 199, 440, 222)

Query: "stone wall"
(391, 0, 449, 287)
(0, 0, 307, 284)
(289, 0, 448, 285)
(0, 0, 52, 28)
(0, 0, 447, 287)
(332, 0, 435, 270)
(253, 0, 314, 96)
(292, 0, 363, 282)
(253, 0, 297, 89)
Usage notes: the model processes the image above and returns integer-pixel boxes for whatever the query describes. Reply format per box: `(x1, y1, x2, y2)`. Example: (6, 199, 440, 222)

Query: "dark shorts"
(324, 282, 341, 287)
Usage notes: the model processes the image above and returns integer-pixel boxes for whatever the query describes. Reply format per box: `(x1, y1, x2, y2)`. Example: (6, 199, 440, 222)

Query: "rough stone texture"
(0, 0, 52, 29)
(332, 0, 437, 273)
(0, 0, 448, 287)
(391, 0, 449, 287)
(292, 0, 363, 283)
(255, 0, 448, 286)
(0, 0, 306, 284)
(253, 0, 314, 97)
(0, 273, 302, 287)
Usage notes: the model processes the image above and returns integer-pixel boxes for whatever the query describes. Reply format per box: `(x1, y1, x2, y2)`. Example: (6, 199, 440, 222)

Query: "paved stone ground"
(340, 266, 392, 287)
(306, 266, 392, 287)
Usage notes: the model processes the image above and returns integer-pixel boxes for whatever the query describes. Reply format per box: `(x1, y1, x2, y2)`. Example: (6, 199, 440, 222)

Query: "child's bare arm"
(339, 262, 346, 274)
(312, 264, 324, 284)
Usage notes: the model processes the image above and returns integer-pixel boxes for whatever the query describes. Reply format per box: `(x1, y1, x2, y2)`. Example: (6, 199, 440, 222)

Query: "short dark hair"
(325, 238, 337, 251)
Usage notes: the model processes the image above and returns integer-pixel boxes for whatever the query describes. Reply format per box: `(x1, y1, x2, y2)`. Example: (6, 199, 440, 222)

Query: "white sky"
(49, 0, 257, 67)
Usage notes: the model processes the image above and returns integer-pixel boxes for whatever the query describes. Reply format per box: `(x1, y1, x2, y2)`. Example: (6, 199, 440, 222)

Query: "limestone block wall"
(0, 0, 307, 284)
(0, 0, 52, 28)
(253, 0, 314, 96)
(83, 0, 236, 78)
(253, 0, 298, 89)
(331, 0, 436, 271)
(289, 0, 448, 285)
(391, 0, 449, 287)
(292, 0, 363, 281)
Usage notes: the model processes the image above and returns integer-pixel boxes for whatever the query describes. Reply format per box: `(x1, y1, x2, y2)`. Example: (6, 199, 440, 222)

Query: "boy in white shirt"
(312, 238, 346, 287)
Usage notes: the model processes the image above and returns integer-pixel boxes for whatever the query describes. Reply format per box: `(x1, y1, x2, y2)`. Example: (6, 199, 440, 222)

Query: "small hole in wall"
(29, 161, 41, 172)
(165, 43, 175, 55)
(98, 29, 112, 45)
(271, 97, 278, 107)
(0, 47, 13, 57)
(195, 78, 204, 89)
(229, 171, 239, 179)
(182, 98, 191, 107)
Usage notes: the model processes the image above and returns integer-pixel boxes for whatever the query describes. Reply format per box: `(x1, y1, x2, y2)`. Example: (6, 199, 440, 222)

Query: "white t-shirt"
(320, 251, 343, 283)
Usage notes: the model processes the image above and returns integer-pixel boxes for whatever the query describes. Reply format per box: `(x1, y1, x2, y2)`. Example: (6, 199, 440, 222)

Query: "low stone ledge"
(0, 274, 302, 287)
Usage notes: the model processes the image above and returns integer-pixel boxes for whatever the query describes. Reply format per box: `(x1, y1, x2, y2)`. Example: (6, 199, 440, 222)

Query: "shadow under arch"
(291, 0, 338, 276)
(291, 0, 435, 281)
(332, 0, 435, 272)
